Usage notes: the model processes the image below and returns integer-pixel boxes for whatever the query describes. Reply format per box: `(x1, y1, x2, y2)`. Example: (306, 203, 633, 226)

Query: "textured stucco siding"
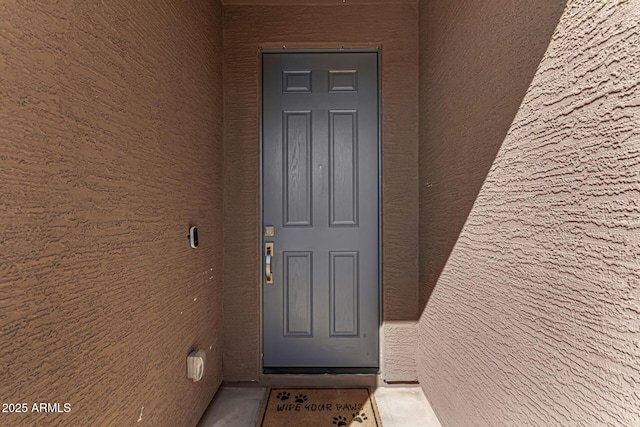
(223, 4, 419, 382)
(0, 1, 224, 425)
(418, 0, 640, 426)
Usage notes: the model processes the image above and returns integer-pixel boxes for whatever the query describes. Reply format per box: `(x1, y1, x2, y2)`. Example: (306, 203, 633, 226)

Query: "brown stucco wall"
(0, 1, 224, 425)
(223, 4, 419, 382)
(418, 0, 640, 425)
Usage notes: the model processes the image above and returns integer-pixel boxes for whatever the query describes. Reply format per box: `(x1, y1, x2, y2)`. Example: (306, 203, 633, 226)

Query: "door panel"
(329, 110, 359, 226)
(283, 111, 312, 226)
(262, 52, 379, 369)
(330, 251, 359, 336)
(283, 251, 313, 336)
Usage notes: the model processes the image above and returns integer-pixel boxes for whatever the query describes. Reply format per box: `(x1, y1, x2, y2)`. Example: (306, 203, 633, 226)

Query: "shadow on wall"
(418, 0, 569, 309)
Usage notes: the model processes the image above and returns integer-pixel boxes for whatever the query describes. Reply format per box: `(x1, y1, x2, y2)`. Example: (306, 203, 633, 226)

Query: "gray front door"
(262, 52, 379, 370)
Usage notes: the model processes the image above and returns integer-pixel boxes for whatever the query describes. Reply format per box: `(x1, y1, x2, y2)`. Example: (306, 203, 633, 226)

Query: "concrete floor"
(198, 386, 441, 427)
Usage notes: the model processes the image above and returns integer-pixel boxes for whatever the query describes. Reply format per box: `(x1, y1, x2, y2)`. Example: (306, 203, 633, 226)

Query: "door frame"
(259, 47, 383, 375)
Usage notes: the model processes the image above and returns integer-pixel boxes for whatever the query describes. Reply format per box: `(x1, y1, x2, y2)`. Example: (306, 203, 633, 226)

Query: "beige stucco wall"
(418, 0, 640, 425)
(223, 4, 419, 382)
(0, 1, 224, 425)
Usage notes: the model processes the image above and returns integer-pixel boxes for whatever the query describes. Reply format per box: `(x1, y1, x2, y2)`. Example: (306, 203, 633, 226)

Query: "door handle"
(265, 242, 274, 284)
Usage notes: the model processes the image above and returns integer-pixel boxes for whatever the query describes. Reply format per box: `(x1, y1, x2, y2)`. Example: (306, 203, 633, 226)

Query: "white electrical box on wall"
(187, 350, 206, 382)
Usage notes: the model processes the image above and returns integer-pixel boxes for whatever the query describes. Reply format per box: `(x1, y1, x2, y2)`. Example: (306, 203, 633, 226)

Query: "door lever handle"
(265, 242, 274, 284)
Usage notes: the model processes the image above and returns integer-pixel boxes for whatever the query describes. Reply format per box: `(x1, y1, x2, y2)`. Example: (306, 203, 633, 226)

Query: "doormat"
(257, 387, 381, 427)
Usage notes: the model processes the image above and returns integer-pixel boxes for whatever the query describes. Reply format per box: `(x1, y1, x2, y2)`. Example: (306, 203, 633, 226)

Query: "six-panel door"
(262, 52, 379, 369)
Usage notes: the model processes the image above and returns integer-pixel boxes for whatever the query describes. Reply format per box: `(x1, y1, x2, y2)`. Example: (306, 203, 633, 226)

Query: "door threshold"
(263, 367, 379, 375)
(259, 373, 381, 388)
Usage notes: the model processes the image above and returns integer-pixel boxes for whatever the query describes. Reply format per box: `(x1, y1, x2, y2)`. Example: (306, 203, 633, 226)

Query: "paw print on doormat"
(332, 415, 348, 426)
(294, 394, 308, 403)
(353, 412, 368, 423)
(275, 391, 290, 401)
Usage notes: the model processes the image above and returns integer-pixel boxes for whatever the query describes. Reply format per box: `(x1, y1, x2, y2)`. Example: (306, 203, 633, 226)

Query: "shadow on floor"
(198, 387, 266, 427)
